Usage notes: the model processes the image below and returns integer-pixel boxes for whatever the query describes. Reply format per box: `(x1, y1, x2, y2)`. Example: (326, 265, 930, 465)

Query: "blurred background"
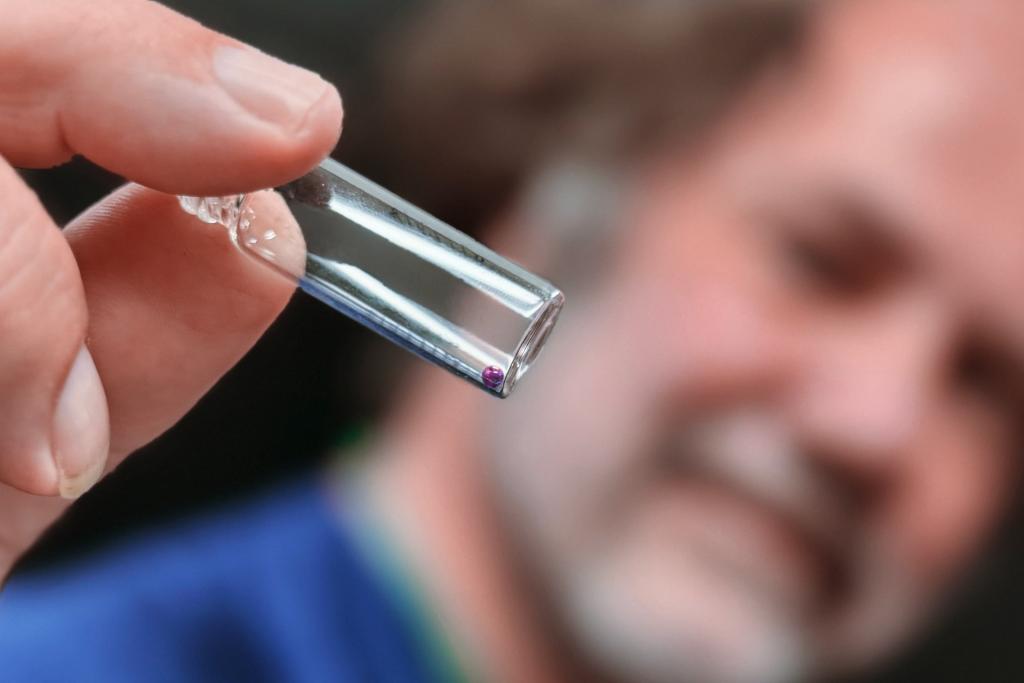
(14, 1, 1024, 681)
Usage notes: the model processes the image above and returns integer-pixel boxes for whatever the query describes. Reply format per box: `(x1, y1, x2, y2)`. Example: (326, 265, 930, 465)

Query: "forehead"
(713, 0, 1024, 343)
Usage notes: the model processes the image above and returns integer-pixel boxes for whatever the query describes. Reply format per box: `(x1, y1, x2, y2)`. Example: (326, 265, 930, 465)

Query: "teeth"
(690, 521, 792, 599)
(665, 410, 851, 580)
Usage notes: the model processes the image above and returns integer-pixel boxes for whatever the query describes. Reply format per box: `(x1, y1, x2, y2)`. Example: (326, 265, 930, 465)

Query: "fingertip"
(302, 81, 345, 166)
(0, 446, 60, 498)
(169, 45, 344, 195)
(175, 82, 342, 197)
(240, 76, 344, 189)
(255, 87, 343, 193)
(3, 2, 346, 193)
(52, 345, 110, 500)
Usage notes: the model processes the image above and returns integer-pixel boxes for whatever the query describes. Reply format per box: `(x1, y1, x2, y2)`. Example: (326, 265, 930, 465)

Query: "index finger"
(0, 0, 343, 195)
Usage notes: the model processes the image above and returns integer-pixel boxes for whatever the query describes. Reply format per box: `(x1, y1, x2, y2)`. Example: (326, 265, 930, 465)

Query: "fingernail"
(213, 45, 332, 130)
(52, 346, 110, 500)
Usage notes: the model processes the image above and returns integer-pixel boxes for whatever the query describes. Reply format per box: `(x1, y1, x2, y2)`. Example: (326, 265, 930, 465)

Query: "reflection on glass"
(179, 159, 564, 397)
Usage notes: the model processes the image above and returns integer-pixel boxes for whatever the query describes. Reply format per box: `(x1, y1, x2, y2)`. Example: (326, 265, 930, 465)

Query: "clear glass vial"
(179, 158, 564, 397)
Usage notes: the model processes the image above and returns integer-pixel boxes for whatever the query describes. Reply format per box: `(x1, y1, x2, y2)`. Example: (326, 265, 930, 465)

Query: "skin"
(357, 1, 1024, 681)
(0, 0, 341, 575)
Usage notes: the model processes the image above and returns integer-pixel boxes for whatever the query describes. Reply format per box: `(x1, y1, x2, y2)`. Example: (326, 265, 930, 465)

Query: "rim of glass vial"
(500, 290, 565, 397)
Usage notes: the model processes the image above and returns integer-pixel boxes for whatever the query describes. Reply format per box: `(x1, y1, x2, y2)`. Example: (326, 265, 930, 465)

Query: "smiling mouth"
(653, 447, 855, 618)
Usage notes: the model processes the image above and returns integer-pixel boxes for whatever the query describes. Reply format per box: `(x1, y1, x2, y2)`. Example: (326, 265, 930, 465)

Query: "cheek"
(615, 201, 798, 407)
(488, 296, 665, 556)
(886, 401, 1016, 586)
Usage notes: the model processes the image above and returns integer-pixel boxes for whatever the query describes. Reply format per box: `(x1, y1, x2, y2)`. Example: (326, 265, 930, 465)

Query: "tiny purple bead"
(481, 365, 505, 389)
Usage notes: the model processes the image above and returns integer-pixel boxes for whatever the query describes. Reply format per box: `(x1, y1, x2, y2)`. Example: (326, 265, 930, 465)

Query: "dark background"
(15, 2, 1024, 681)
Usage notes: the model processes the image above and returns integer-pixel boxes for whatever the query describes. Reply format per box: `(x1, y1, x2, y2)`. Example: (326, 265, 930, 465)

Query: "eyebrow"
(752, 175, 920, 267)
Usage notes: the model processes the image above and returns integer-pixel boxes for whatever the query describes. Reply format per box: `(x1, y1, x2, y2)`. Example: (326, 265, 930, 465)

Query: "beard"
(485, 400, 932, 683)
(558, 534, 813, 683)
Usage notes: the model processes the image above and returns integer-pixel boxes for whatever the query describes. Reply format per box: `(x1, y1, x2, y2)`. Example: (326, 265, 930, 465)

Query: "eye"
(953, 341, 1022, 417)
(775, 227, 873, 301)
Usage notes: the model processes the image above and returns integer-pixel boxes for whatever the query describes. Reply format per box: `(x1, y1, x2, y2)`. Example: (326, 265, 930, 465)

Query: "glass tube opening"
(505, 292, 563, 394)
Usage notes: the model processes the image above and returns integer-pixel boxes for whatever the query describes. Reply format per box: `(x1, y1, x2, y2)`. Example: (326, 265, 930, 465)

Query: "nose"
(784, 289, 952, 491)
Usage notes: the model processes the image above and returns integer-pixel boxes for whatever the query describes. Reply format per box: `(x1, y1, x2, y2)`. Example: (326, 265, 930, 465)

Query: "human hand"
(0, 0, 342, 574)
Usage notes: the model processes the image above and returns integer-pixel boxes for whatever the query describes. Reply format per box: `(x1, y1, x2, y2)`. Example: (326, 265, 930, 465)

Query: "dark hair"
(349, 0, 810, 231)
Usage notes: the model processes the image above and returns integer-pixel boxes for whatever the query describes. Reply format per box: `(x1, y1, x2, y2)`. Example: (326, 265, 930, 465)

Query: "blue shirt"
(0, 475, 457, 683)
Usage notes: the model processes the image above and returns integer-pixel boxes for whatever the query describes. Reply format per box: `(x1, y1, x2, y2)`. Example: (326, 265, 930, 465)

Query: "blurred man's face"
(487, 1, 1024, 681)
